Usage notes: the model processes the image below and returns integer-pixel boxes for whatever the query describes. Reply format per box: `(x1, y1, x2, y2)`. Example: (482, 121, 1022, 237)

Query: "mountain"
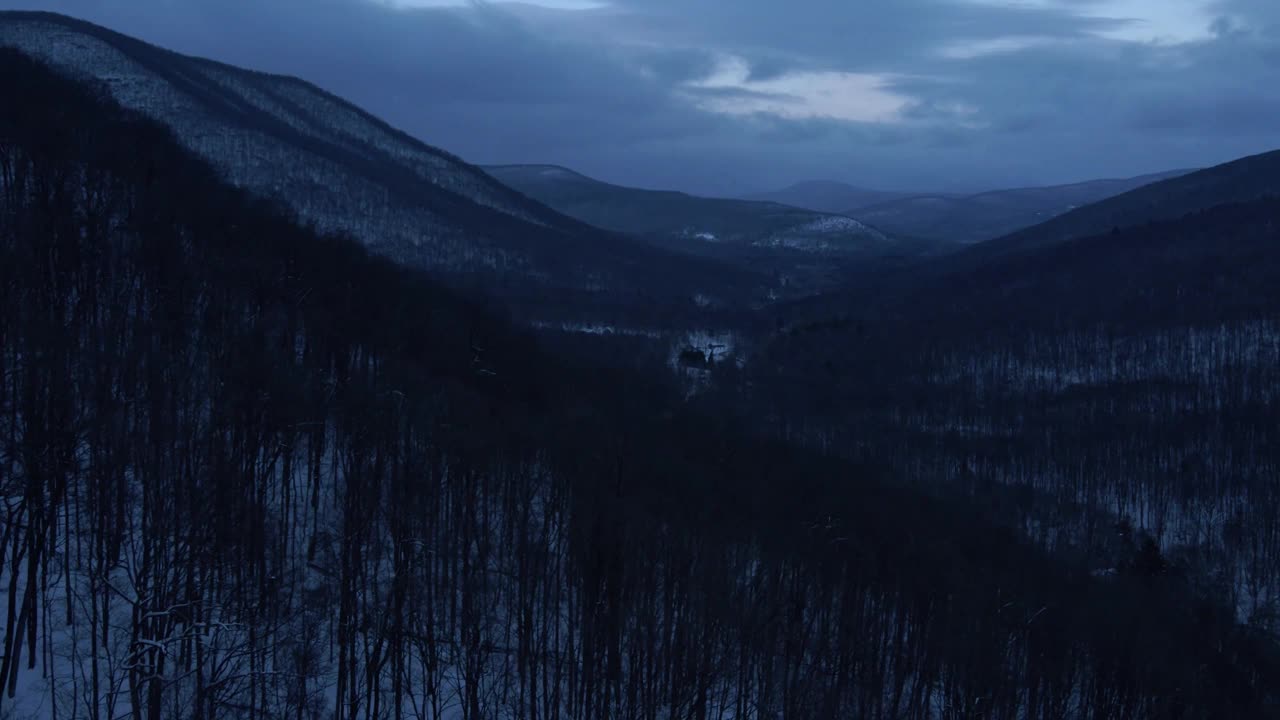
(965, 149, 1280, 259)
(485, 164, 895, 255)
(0, 11, 751, 310)
(741, 180, 915, 214)
(759, 187, 1280, 666)
(900, 195, 1280, 332)
(850, 170, 1193, 244)
(10, 44, 1273, 720)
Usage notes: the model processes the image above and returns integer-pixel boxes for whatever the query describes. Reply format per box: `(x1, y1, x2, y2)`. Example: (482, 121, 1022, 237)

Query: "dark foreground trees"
(0, 48, 1277, 719)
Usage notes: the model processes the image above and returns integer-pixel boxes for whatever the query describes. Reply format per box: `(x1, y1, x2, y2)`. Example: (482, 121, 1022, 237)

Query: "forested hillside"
(4, 47, 1279, 720)
(484, 165, 893, 256)
(0, 11, 753, 313)
(484, 163, 913, 297)
(759, 193, 1280, 655)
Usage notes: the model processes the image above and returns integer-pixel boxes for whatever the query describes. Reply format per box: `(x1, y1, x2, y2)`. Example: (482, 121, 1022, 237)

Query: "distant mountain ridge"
(848, 170, 1193, 244)
(969, 150, 1280, 260)
(742, 180, 916, 214)
(773, 150, 1279, 327)
(485, 164, 894, 255)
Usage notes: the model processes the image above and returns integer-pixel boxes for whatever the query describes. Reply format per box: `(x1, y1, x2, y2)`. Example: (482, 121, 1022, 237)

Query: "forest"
(0, 9, 765, 323)
(756, 193, 1280, 629)
(2, 45, 1280, 720)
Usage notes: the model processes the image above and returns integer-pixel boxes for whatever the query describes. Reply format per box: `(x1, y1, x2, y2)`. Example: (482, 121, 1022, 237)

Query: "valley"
(2, 11, 1280, 720)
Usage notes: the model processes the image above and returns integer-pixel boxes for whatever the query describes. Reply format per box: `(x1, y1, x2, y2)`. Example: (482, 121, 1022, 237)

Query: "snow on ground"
(754, 214, 891, 252)
(796, 215, 878, 235)
(676, 228, 721, 242)
(528, 321, 662, 338)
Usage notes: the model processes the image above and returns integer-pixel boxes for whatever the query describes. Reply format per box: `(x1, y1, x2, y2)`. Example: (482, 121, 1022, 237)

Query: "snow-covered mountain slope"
(486, 164, 896, 257)
(0, 11, 739, 301)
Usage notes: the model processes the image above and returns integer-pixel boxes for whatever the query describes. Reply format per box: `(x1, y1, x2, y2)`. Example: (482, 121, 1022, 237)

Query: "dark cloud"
(630, 46, 719, 85)
(2, 0, 1279, 195)
(743, 56, 803, 83)
(603, 0, 1124, 70)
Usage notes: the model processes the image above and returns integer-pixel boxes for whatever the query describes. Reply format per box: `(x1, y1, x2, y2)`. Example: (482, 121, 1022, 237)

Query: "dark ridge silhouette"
(965, 149, 1280, 260)
(742, 179, 916, 214)
(848, 169, 1193, 245)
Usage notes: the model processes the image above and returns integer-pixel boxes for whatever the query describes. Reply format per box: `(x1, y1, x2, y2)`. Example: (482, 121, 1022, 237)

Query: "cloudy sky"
(6, 0, 1280, 194)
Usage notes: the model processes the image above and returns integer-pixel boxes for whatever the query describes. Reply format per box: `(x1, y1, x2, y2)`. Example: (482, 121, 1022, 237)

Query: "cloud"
(2, 0, 1279, 194)
(683, 55, 909, 123)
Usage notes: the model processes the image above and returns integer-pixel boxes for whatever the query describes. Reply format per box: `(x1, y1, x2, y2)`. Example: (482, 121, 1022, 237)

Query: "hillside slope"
(852, 170, 1191, 245)
(761, 191, 1280, 653)
(968, 150, 1280, 259)
(741, 179, 914, 213)
(486, 164, 895, 255)
(0, 11, 746, 304)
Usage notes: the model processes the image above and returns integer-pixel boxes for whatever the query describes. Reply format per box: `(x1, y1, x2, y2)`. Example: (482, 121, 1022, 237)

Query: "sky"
(4, 0, 1280, 195)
